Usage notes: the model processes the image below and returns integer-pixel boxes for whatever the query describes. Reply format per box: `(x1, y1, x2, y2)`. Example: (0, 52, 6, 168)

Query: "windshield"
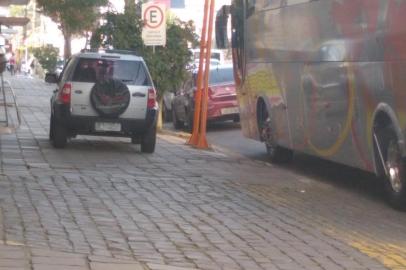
(72, 58, 152, 86)
(209, 67, 234, 84)
(193, 51, 222, 61)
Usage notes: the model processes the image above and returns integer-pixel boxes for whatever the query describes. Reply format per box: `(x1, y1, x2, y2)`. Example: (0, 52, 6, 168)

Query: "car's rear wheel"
(52, 120, 68, 148)
(259, 106, 293, 163)
(49, 115, 54, 141)
(172, 108, 184, 129)
(131, 135, 141, 144)
(141, 126, 156, 153)
(375, 126, 406, 210)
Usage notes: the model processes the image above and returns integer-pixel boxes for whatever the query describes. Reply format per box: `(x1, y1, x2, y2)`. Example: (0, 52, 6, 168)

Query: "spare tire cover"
(90, 79, 130, 117)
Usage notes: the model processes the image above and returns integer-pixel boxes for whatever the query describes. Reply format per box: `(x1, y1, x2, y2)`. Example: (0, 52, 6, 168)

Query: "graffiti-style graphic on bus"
(216, 0, 406, 209)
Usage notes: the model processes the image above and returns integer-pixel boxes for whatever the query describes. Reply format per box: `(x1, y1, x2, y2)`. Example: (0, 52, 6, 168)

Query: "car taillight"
(59, 83, 71, 104)
(147, 88, 157, 109)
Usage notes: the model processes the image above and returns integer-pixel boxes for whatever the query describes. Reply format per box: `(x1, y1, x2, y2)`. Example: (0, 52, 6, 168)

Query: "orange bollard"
(187, 0, 210, 146)
(196, 0, 216, 149)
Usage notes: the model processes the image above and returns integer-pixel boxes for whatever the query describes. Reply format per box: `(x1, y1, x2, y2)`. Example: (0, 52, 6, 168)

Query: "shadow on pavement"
(283, 153, 385, 204)
(166, 120, 385, 205)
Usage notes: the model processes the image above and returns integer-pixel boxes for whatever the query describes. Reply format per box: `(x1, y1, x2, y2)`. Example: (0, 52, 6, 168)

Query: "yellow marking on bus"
(305, 64, 356, 157)
(246, 68, 282, 97)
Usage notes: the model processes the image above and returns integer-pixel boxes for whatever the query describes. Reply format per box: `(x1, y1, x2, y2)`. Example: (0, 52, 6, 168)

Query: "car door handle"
(132, 92, 146, 97)
(74, 90, 83, 94)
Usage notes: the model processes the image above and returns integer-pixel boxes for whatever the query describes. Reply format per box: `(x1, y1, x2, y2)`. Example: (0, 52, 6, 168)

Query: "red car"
(172, 64, 239, 130)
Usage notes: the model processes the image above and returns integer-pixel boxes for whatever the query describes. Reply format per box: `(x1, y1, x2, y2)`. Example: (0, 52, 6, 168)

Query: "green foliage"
(90, 5, 144, 53)
(9, 5, 25, 17)
(32, 45, 59, 72)
(144, 19, 198, 97)
(91, 3, 198, 97)
(36, 0, 108, 58)
(36, 0, 107, 34)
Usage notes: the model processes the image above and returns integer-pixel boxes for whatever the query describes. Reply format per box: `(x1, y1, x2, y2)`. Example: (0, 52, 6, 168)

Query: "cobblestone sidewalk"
(0, 76, 405, 269)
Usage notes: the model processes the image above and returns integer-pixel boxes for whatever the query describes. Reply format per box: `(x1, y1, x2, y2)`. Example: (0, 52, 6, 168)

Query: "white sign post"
(142, 2, 166, 49)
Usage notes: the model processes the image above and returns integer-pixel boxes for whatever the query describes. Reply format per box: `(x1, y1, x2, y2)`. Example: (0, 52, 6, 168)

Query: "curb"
(158, 128, 191, 140)
(159, 128, 275, 167)
(159, 128, 247, 159)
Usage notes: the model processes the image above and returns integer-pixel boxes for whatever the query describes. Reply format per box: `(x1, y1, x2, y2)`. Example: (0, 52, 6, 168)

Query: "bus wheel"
(262, 118, 293, 163)
(376, 126, 406, 210)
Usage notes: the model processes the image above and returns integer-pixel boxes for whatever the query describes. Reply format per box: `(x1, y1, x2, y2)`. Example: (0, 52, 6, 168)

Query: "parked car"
(190, 48, 226, 64)
(45, 50, 158, 152)
(54, 59, 64, 78)
(171, 64, 239, 130)
(162, 91, 174, 122)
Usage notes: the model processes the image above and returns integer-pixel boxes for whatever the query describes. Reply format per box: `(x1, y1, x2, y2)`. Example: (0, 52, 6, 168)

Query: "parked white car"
(45, 50, 158, 152)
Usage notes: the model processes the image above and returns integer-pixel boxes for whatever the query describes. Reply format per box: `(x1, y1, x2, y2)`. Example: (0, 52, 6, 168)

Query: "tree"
(91, 4, 198, 128)
(36, 0, 108, 59)
(32, 45, 59, 72)
(91, 3, 198, 100)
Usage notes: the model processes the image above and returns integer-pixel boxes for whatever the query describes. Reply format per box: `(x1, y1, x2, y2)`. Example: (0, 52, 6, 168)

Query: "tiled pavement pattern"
(0, 76, 405, 269)
(0, 76, 21, 133)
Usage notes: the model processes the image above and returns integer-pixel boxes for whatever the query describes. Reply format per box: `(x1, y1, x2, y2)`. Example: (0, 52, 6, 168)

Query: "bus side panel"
(240, 0, 406, 171)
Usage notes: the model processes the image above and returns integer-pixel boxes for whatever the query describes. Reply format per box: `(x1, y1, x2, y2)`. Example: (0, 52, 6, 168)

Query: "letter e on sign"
(142, 3, 166, 46)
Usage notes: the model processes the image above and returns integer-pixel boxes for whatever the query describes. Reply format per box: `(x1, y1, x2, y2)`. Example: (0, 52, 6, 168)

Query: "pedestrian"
(9, 53, 16, 75)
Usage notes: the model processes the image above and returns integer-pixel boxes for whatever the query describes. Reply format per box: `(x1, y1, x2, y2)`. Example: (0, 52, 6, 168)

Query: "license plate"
(95, 122, 121, 132)
(221, 107, 239, 115)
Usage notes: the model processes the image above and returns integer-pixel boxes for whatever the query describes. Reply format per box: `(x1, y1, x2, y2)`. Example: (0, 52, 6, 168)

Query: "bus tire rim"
(386, 141, 403, 193)
(262, 118, 276, 154)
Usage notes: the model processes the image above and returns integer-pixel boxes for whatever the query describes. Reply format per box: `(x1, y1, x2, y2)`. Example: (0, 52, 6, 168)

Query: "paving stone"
(90, 262, 144, 270)
(147, 264, 198, 270)
(0, 76, 402, 270)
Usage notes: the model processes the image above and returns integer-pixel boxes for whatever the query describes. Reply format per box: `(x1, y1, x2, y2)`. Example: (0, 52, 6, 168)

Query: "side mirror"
(215, 5, 230, 49)
(45, 73, 59, 84)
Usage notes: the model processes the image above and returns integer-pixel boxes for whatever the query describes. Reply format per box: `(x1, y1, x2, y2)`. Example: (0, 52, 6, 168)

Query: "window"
(72, 58, 152, 86)
(209, 68, 235, 84)
(60, 58, 75, 83)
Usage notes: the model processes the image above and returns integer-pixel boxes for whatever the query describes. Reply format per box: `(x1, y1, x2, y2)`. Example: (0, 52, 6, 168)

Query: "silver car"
(45, 50, 158, 152)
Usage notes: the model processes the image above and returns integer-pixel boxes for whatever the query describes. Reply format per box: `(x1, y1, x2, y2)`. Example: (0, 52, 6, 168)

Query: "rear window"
(209, 67, 234, 84)
(211, 52, 221, 61)
(72, 58, 152, 86)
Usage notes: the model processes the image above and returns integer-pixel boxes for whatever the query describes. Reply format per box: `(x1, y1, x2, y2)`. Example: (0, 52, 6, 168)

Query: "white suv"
(45, 50, 158, 153)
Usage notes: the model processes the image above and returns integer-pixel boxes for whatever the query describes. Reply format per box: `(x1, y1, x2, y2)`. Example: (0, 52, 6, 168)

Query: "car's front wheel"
(141, 126, 156, 153)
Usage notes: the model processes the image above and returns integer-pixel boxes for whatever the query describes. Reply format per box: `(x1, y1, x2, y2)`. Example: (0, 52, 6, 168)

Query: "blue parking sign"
(171, 0, 185, 8)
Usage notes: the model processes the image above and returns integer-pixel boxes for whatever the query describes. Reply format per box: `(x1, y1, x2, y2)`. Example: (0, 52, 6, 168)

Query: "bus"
(215, 0, 406, 209)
